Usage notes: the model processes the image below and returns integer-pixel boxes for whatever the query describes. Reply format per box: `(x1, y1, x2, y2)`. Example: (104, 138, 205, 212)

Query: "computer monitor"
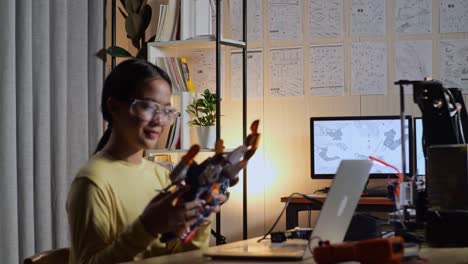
(310, 116, 413, 179)
(414, 117, 425, 176)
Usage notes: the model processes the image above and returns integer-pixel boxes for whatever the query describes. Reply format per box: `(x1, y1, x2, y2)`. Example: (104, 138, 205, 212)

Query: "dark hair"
(94, 59, 172, 153)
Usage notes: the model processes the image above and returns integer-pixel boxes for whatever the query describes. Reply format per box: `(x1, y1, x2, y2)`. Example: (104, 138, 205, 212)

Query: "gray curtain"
(0, 0, 104, 262)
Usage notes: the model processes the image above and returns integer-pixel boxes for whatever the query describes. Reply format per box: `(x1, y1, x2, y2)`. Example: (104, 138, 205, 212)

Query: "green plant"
(99, 0, 154, 60)
(186, 89, 218, 127)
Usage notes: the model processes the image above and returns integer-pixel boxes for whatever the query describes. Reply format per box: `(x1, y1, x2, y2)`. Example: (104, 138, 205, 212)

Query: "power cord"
(314, 187, 330, 194)
(257, 192, 323, 243)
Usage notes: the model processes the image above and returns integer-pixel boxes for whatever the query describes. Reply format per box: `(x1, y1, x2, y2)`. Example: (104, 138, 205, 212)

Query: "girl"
(67, 59, 212, 264)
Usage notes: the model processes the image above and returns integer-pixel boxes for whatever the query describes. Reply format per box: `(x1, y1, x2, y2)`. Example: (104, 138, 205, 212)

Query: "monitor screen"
(414, 117, 425, 176)
(310, 116, 413, 179)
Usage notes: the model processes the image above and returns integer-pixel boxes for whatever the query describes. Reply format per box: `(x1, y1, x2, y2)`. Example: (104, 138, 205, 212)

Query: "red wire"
(368, 156, 403, 197)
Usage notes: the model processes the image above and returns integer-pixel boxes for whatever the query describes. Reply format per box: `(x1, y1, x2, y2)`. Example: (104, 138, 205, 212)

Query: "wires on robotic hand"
(257, 193, 323, 243)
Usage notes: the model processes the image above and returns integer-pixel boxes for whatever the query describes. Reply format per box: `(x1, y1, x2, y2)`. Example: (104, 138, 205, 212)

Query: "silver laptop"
(204, 160, 373, 261)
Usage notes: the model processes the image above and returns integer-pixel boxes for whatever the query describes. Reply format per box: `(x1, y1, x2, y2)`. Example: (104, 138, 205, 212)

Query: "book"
(168, 115, 181, 149)
(169, 57, 184, 91)
(171, 0, 181, 40)
(174, 58, 187, 91)
(154, 57, 191, 93)
(180, 0, 215, 40)
(181, 57, 195, 92)
(158, 0, 179, 41)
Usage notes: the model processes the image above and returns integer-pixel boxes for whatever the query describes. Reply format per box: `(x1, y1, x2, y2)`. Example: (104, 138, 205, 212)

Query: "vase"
(196, 126, 216, 149)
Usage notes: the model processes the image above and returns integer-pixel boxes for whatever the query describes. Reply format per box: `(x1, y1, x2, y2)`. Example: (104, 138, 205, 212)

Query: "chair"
(23, 248, 69, 264)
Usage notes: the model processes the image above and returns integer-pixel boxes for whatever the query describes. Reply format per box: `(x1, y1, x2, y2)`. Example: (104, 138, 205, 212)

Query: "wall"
(111, 0, 468, 244)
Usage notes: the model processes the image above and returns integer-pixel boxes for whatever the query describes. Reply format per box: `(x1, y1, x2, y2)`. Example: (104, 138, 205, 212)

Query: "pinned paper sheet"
(396, 40, 433, 94)
(395, 0, 432, 34)
(268, 0, 302, 40)
(269, 47, 304, 97)
(440, 40, 468, 93)
(230, 0, 263, 41)
(440, 0, 468, 33)
(350, 0, 386, 36)
(309, 0, 343, 37)
(351, 42, 387, 95)
(187, 50, 225, 97)
(309, 44, 344, 97)
(231, 50, 263, 99)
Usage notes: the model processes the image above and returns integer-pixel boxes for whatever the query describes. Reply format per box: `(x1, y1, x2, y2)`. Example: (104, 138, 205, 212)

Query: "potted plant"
(98, 0, 154, 60)
(186, 89, 217, 148)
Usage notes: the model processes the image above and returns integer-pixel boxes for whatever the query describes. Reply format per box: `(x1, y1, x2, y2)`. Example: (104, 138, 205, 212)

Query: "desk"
(120, 237, 468, 264)
(121, 238, 314, 264)
(281, 195, 395, 230)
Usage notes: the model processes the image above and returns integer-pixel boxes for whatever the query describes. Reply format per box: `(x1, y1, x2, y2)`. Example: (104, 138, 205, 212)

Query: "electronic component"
(270, 228, 313, 243)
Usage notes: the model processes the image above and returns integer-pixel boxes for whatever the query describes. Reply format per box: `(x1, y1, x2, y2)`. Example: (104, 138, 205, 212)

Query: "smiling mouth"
(144, 130, 160, 139)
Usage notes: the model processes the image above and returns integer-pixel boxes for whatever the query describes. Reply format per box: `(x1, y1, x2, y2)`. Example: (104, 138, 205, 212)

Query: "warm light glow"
(229, 149, 278, 198)
(249, 150, 277, 194)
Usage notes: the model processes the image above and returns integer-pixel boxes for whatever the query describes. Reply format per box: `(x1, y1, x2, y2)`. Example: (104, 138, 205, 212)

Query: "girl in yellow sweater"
(67, 59, 213, 264)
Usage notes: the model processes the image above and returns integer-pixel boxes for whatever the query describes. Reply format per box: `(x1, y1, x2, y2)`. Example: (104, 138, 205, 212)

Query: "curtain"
(0, 0, 104, 262)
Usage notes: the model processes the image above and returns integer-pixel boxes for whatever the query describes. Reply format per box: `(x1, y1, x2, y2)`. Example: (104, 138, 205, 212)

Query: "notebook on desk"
(204, 160, 373, 261)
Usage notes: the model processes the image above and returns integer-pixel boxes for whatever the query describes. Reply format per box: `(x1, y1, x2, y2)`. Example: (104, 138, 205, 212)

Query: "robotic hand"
(161, 120, 261, 243)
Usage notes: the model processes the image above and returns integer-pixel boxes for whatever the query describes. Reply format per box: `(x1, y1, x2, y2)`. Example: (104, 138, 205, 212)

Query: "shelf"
(149, 36, 216, 49)
(149, 35, 246, 48)
(148, 36, 246, 59)
(220, 38, 247, 48)
(147, 0, 248, 242)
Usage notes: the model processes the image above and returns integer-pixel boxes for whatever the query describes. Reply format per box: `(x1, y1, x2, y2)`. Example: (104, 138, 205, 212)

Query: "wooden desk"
(121, 238, 315, 264)
(120, 237, 468, 264)
(281, 195, 395, 230)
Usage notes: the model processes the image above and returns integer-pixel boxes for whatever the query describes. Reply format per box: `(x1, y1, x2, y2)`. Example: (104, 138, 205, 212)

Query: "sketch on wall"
(309, 45, 344, 96)
(309, 0, 343, 37)
(351, 42, 387, 95)
(395, 0, 432, 34)
(440, 0, 468, 33)
(270, 47, 304, 97)
(188, 50, 225, 96)
(230, 0, 263, 41)
(231, 50, 263, 99)
(440, 40, 468, 93)
(350, 0, 385, 36)
(268, 0, 302, 40)
(396, 40, 433, 94)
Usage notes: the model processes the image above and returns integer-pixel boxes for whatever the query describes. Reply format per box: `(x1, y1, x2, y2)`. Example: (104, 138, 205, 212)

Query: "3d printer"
(398, 80, 468, 247)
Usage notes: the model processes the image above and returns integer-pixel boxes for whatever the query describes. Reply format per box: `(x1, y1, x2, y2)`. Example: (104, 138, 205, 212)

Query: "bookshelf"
(147, 0, 248, 244)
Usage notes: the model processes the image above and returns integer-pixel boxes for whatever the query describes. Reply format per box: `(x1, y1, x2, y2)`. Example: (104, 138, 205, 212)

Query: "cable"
(444, 88, 465, 144)
(257, 192, 323, 243)
(368, 156, 406, 230)
(458, 111, 466, 143)
(368, 156, 403, 198)
(314, 187, 330, 194)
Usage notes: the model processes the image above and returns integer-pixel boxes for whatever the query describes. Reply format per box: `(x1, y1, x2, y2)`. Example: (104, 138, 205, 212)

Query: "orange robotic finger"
(214, 139, 225, 155)
(250, 119, 260, 133)
(169, 144, 200, 183)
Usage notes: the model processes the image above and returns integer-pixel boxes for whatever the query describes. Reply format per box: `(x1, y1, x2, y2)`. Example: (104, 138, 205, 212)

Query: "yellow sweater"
(67, 153, 211, 264)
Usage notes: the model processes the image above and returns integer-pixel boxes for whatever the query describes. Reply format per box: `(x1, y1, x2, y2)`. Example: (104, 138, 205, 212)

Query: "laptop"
(204, 160, 373, 260)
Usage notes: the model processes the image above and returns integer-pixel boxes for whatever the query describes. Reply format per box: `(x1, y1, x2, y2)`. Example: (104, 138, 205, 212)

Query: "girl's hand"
(139, 186, 204, 237)
(210, 194, 228, 213)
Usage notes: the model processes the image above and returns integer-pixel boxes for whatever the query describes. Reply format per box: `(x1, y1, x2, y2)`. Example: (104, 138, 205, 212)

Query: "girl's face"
(113, 78, 173, 151)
